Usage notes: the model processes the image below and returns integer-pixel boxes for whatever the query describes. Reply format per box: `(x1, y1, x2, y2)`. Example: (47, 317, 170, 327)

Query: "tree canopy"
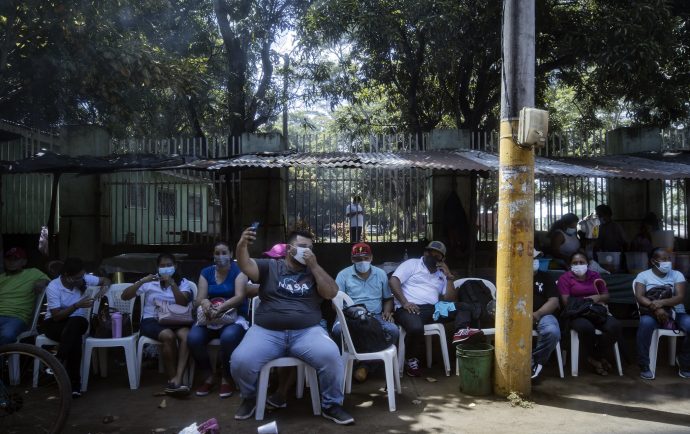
(0, 0, 688, 137)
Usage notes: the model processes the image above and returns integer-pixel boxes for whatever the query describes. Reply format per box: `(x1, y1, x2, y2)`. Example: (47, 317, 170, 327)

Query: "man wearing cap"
(390, 241, 482, 377)
(0, 247, 49, 345)
(332, 242, 399, 383)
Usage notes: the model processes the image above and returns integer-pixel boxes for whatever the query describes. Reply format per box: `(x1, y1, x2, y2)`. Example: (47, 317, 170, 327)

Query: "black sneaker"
(322, 404, 354, 425)
(267, 392, 287, 409)
(531, 363, 543, 380)
(234, 398, 257, 420)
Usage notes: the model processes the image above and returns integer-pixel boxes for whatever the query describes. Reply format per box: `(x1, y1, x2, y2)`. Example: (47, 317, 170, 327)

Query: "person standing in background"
(345, 195, 364, 242)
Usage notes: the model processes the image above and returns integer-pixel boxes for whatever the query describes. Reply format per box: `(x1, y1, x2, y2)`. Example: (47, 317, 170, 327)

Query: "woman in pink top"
(558, 252, 622, 375)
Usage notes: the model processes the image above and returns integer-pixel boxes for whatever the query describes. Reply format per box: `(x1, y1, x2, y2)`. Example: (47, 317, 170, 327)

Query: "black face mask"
(423, 255, 437, 270)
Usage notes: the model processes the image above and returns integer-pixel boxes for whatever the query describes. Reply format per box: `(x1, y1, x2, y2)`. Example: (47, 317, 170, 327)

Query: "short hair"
(213, 241, 232, 252)
(61, 257, 84, 276)
(157, 253, 176, 265)
(569, 251, 588, 264)
(595, 204, 612, 218)
(287, 230, 314, 244)
(650, 247, 669, 261)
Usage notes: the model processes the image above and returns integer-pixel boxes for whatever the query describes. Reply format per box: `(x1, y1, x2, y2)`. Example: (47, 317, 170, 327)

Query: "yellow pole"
(494, 122, 534, 396)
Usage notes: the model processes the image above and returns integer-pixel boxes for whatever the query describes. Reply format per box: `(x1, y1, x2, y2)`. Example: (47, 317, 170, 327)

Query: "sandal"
(588, 358, 608, 376)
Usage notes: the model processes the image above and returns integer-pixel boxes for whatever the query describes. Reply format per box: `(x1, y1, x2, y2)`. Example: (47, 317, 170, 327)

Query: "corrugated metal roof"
(554, 153, 690, 180)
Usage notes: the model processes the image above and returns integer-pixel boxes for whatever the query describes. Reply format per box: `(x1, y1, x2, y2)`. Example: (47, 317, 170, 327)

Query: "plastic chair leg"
(613, 342, 623, 376)
(136, 342, 145, 388)
(397, 328, 406, 377)
(255, 366, 272, 420)
(555, 341, 565, 378)
(438, 333, 451, 376)
(393, 353, 402, 393)
(81, 344, 93, 392)
(344, 357, 354, 394)
(570, 330, 579, 377)
(383, 355, 397, 412)
(306, 367, 321, 415)
(649, 330, 660, 376)
(124, 345, 138, 389)
(669, 336, 678, 366)
(296, 365, 305, 399)
(425, 335, 433, 368)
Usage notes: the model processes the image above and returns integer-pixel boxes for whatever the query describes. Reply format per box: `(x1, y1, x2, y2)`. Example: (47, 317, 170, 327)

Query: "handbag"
(196, 298, 238, 330)
(639, 285, 674, 325)
(154, 299, 194, 326)
(90, 296, 133, 338)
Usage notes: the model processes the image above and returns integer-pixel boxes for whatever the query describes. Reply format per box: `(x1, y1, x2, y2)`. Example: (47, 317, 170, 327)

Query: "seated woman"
(42, 257, 110, 397)
(548, 213, 581, 268)
(189, 241, 249, 398)
(121, 253, 194, 396)
(558, 252, 622, 376)
(633, 247, 690, 380)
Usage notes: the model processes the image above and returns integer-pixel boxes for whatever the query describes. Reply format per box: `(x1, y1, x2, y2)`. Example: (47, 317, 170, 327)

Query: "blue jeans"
(188, 323, 246, 379)
(0, 315, 28, 345)
(636, 313, 690, 369)
(332, 314, 400, 348)
(532, 314, 561, 365)
(230, 324, 344, 408)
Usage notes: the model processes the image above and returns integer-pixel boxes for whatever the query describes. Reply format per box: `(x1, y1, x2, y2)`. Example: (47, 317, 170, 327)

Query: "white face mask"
(571, 264, 588, 276)
(533, 259, 540, 273)
(292, 246, 309, 265)
(565, 227, 577, 236)
(354, 261, 371, 273)
(655, 261, 672, 274)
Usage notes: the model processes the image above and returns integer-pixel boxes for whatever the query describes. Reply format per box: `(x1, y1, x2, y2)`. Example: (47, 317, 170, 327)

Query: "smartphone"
(250, 221, 260, 231)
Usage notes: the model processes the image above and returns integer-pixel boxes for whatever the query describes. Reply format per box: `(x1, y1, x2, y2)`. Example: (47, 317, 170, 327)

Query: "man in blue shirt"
(332, 242, 399, 383)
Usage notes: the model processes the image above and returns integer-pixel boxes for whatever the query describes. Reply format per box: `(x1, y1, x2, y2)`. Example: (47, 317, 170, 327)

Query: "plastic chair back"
(332, 292, 360, 355)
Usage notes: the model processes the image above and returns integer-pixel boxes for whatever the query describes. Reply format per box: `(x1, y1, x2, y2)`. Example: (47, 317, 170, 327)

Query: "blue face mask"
(354, 261, 371, 273)
(214, 255, 231, 267)
(158, 266, 175, 277)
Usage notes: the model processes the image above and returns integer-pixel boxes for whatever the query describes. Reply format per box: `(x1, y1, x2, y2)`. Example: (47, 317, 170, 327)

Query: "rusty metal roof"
(4, 149, 690, 180)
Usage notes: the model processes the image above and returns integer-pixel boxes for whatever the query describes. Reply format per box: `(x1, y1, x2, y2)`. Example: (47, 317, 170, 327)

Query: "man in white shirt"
(390, 241, 482, 377)
(345, 195, 364, 242)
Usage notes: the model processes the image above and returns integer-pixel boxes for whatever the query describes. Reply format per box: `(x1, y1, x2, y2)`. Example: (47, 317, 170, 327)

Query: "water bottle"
(111, 311, 123, 338)
(403, 249, 409, 261)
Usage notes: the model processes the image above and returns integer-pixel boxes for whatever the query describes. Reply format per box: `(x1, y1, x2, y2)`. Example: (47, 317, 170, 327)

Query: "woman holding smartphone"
(121, 253, 194, 396)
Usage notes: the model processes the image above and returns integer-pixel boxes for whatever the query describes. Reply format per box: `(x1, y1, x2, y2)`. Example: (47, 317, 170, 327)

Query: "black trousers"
(42, 316, 88, 389)
(394, 303, 471, 360)
(349, 226, 362, 242)
(569, 315, 622, 362)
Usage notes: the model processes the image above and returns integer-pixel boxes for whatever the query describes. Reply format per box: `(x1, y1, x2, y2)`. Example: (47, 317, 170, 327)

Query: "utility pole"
(495, 0, 535, 396)
(282, 53, 290, 149)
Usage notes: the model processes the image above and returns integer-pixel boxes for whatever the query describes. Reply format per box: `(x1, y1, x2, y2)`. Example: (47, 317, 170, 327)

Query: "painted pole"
(494, 0, 536, 396)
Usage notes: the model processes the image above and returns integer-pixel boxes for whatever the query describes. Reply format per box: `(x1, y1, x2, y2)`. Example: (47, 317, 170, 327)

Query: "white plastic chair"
(9, 288, 46, 385)
(397, 324, 451, 377)
(631, 282, 686, 376)
(33, 285, 100, 387)
(570, 329, 623, 376)
(531, 330, 565, 378)
(454, 278, 497, 337)
(136, 280, 197, 388)
(252, 296, 320, 420)
(333, 292, 401, 411)
(81, 283, 139, 391)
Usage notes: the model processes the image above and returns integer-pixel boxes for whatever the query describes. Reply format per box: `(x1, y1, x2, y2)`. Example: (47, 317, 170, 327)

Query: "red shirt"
(557, 270, 607, 298)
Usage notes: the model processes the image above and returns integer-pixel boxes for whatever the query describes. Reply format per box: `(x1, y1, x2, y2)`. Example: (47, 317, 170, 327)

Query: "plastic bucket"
(625, 252, 648, 275)
(651, 230, 675, 250)
(537, 258, 551, 272)
(597, 252, 621, 273)
(456, 343, 494, 396)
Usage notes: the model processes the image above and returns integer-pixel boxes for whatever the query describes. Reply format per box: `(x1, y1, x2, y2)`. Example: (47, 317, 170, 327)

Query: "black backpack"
(342, 304, 388, 353)
(457, 280, 495, 328)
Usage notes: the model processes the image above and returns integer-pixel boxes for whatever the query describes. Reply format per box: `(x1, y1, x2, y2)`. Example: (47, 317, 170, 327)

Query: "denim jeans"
(532, 314, 561, 365)
(637, 312, 690, 369)
(394, 304, 472, 360)
(0, 315, 28, 345)
(332, 313, 400, 348)
(188, 323, 246, 379)
(230, 324, 344, 408)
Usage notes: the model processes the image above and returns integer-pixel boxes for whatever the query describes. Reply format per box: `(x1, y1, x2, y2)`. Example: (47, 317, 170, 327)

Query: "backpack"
(342, 304, 388, 353)
(457, 280, 495, 328)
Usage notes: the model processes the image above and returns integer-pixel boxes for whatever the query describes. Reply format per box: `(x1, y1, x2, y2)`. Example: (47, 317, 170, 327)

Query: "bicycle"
(0, 343, 71, 434)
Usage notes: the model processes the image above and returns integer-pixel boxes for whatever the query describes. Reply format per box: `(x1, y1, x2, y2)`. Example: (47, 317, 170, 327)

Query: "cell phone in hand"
(250, 222, 260, 231)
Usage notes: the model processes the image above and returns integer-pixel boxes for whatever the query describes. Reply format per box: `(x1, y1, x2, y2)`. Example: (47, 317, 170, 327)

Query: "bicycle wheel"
(0, 343, 71, 434)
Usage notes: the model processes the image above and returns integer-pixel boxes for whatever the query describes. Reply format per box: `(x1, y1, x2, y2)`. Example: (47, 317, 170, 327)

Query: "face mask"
(64, 276, 85, 289)
(214, 255, 231, 267)
(158, 266, 175, 277)
(354, 261, 371, 273)
(565, 227, 577, 236)
(571, 264, 588, 276)
(655, 261, 672, 274)
(293, 247, 308, 265)
(533, 259, 540, 273)
(423, 255, 438, 270)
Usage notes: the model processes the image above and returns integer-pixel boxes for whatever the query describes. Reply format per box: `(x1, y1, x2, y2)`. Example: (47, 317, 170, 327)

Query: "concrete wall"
(606, 127, 662, 155)
(429, 129, 472, 150)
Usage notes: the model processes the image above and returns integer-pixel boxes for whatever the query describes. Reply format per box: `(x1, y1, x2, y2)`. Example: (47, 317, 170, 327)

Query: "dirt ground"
(65, 334, 690, 434)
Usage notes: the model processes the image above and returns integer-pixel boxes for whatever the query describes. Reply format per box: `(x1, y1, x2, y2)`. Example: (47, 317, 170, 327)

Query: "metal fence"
(0, 125, 60, 234)
(288, 166, 431, 243)
(102, 137, 241, 245)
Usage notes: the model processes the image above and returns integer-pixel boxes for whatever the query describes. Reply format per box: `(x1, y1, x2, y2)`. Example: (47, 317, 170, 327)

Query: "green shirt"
(0, 268, 49, 324)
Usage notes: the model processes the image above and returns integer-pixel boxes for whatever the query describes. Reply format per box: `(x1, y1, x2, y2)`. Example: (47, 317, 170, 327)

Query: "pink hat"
(264, 243, 288, 258)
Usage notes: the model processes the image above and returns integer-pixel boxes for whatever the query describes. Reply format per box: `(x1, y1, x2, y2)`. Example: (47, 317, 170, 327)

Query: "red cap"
(4, 247, 27, 260)
(351, 243, 372, 257)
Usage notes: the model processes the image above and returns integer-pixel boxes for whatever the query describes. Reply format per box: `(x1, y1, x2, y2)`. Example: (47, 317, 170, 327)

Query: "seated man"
(0, 247, 49, 345)
(231, 229, 354, 425)
(332, 242, 399, 383)
(390, 241, 482, 377)
(531, 256, 561, 380)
